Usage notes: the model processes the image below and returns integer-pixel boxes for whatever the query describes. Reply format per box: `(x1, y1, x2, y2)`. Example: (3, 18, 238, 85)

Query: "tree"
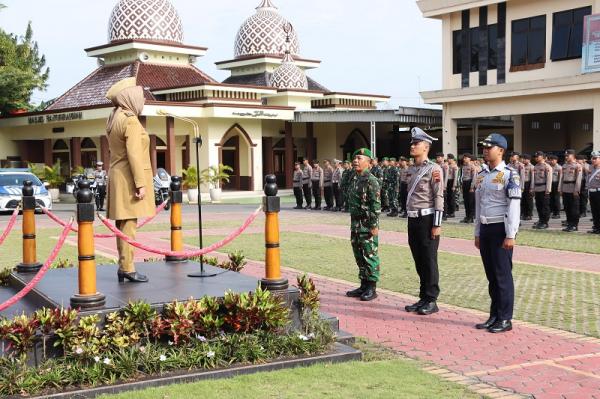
(0, 14, 50, 115)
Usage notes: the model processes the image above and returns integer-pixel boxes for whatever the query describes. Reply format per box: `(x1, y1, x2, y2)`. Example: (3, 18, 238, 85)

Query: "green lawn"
(191, 232, 600, 338)
(99, 339, 484, 399)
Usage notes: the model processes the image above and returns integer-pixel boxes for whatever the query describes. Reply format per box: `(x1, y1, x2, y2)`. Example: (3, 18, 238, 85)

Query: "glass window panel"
(513, 19, 529, 33)
(551, 24, 570, 60)
(530, 15, 546, 31)
(470, 27, 480, 72)
(453, 30, 462, 74)
(488, 24, 498, 69)
(568, 7, 591, 58)
(555, 10, 573, 27)
(528, 29, 546, 64)
(511, 32, 528, 66)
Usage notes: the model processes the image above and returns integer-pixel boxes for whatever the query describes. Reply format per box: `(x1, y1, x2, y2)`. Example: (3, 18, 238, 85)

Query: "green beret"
(352, 148, 373, 159)
(382, 157, 389, 161)
(389, 157, 397, 162)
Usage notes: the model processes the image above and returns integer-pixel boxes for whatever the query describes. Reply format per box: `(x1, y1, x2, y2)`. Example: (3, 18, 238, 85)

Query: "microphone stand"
(157, 111, 216, 278)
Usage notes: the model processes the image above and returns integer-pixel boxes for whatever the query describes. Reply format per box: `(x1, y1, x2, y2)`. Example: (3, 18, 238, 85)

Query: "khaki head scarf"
(106, 80, 145, 134)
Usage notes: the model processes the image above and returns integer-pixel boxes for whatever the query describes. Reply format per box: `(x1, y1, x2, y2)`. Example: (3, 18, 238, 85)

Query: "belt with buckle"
(480, 215, 504, 224)
(407, 208, 435, 218)
(589, 188, 599, 193)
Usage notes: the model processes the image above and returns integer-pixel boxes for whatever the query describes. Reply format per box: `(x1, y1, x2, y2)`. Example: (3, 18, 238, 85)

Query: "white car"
(0, 169, 52, 213)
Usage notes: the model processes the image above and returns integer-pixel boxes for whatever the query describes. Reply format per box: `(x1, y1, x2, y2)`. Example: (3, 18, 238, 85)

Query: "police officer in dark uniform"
(404, 128, 444, 316)
(474, 134, 521, 333)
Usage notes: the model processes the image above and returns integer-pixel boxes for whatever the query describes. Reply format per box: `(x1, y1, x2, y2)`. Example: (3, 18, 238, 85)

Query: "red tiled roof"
(46, 61, 217, 112)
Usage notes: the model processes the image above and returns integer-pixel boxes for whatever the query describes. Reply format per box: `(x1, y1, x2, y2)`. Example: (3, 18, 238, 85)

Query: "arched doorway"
(81, 138, 98, 168)
(273, 138, 297, 188)
(217, 124, 256, 191)
(52, 139, 71, 179)
(342, 129, 369, 161)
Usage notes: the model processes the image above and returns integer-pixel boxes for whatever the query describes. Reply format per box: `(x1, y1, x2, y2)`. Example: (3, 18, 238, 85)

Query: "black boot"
(405, 299, 427, 312)
(346, 280, 367, 298)
(117, 271, 149, 283)
(360, 281, 378, 301)
(417, 301, 439, 315)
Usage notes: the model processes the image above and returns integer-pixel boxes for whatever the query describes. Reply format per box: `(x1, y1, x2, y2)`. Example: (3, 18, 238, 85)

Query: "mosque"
(0, 0, 442, 191)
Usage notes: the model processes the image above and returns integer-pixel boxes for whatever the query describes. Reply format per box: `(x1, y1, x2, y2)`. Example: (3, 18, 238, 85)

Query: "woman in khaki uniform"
(105, 77, 154, 283)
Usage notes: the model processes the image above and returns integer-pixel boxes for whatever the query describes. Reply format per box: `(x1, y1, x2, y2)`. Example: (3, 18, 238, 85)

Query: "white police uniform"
(474, 136, 521, 329)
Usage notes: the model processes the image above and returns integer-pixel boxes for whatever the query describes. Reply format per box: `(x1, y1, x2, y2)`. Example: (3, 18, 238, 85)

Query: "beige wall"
(0, 129, 18, 161)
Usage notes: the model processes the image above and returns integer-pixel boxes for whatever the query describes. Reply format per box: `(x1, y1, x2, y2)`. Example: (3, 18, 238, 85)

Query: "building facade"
(418, 0, 600, 156)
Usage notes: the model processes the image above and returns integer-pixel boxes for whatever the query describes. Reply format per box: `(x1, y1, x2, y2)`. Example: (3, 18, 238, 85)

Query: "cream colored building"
(418, 0, 600, 156)
(0, 0, 444, 192)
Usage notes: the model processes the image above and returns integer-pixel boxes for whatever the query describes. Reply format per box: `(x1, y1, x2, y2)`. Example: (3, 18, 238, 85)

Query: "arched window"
(53, 139, 69, 151)
(81, 138, 96, 149)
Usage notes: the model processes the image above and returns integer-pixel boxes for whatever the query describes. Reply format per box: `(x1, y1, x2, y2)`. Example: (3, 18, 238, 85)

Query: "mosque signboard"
(582, 13, 600, 74)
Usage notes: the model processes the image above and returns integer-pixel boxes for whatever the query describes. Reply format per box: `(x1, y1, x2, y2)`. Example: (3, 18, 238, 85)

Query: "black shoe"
(304, 205, 311, 210)
(346, 280, 367, 298)
(488, 320, 512, 333)
(562, 226, 578, 232)
(405, 299, 427, 312)
(447, 214, 455, 218)
(417, 302, 439, 315)
(117, 271, 149, 283)
(537, 223, 548, 230)
(387, 212, 398, 217)
(475, 316, 497, 330)
(460, 218, 468, 223)
(360, 281, 378, 302)
(551, 214, 561, 219)
(532, 222, 540, 229)
(293, 206, 303, 210)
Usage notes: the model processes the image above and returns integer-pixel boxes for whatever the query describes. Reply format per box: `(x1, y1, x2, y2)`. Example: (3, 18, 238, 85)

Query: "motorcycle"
(153, 168, 171, 211)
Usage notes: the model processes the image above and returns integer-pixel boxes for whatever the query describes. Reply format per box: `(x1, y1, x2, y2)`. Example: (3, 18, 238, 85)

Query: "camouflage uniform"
(340, 164, 354, 211)
(381, 161, 389, 210)
(386, 161, 400, 214)
(349, 168, 381, 282)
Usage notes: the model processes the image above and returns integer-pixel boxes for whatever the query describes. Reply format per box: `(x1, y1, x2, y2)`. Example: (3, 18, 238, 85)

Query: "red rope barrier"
(0, 218, 73, 312)
(98, 206, 262, 258)
(0, 206, 19, 246)
(41, 200, 168, 238)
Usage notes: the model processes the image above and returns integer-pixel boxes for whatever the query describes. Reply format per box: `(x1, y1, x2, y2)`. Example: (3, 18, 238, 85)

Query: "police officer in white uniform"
(474, 134, 521, 333)
(94, 161, 108, 211)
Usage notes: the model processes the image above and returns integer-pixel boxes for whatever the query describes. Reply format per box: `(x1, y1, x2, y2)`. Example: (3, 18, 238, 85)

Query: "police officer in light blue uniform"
(474, 133, 521, 334)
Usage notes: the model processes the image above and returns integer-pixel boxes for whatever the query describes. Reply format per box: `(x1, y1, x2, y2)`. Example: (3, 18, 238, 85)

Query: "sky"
(0, 0, 442, 109)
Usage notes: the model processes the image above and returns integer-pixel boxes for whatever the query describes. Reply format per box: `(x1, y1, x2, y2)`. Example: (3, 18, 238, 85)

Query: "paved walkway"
(71, 225, 600, 399)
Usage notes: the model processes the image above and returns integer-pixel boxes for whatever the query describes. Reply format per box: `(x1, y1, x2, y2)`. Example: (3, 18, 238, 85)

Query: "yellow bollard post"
(16, 180, 42, 273)
(166, 176, 187, 263)
(261, 175, 288, 291)
(70, 180, 105, 309)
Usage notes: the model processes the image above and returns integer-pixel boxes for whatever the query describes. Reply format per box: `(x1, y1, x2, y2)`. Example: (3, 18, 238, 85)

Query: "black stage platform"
(5, 261, 269, 316)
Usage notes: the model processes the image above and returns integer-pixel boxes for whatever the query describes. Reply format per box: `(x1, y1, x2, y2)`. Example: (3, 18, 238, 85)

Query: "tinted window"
(453, 30, 462, 74)
(0, 174, 43, 187)
(470, 27, 480, 72)
(453, 24, 498, 74)
(488, 24, 498, 69)
(551, 7, 591, 61)
(511, 16, 546, 67)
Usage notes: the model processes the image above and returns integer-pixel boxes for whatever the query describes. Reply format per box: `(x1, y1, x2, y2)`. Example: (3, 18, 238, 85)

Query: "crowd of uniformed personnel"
(292, 147, 600, 234)
(291, 127, 600, 333)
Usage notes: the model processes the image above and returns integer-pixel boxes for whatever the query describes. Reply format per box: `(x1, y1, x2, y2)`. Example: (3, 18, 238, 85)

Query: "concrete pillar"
(43, 139, 52, 166)
(284, 121, 294, 189)
(306, 122, 314, 161)
(149, 134, 157, 174)
(370, 122, 377, 158)
(165, 116, 176, 175)
(513, 115, 523, 153)
(71, 137, 82, 168)
(593, 100, 600, 151)
(100, 136, 110, 169)
(442, 107, 458, 156)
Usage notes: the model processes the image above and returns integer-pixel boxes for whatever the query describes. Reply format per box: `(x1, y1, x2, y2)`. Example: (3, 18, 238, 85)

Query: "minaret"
(256, 0, 278, 11)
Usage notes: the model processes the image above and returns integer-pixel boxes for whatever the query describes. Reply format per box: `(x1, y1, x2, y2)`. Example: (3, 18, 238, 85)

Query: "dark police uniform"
(588, 151, 600, 234)
(404, 128, 444, 316)
(475, 134, 521, 333)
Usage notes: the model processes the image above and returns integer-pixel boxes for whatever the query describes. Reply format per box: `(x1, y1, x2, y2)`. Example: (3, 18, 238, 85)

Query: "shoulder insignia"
(432, 170, 441, 182)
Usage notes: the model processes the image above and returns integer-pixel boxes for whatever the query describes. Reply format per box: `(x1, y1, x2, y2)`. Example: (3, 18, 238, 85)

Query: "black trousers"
(293, 187, 303, 208)
(96, 185, 106, 210)
(399, 182, 408, 212)
(461, 181, 474, 219)
(479, 223, 514, 321)
(562, 192, 580, 227)
(408, 214, 440, 302)
(580, 181, 589, 214)
(550, 181, 561, 216)
(324, 186, 334, 209)
(590, 191, 600, 230)
(333, 183, 342, 209)
(446, 180, 456, 215)
(534, 191, 550, 224)
(311, 183, 322, 208)
(302, 183, 312, 207)
(521, 182, 533, 218)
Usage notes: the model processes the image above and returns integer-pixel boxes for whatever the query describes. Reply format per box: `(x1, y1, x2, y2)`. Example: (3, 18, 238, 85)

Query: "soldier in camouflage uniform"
(346, 148, 381, 302)
(386, 158, 400, 217)
(381, 158, 390, 212)
(340, 160, 353, 212)
(371, 158, 384, 188)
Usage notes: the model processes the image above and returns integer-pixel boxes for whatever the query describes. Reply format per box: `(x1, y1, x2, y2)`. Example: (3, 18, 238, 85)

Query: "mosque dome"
(108, 0, 184, 44)
(235, 0, 300, 58)
(270, 53, 308, 90)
